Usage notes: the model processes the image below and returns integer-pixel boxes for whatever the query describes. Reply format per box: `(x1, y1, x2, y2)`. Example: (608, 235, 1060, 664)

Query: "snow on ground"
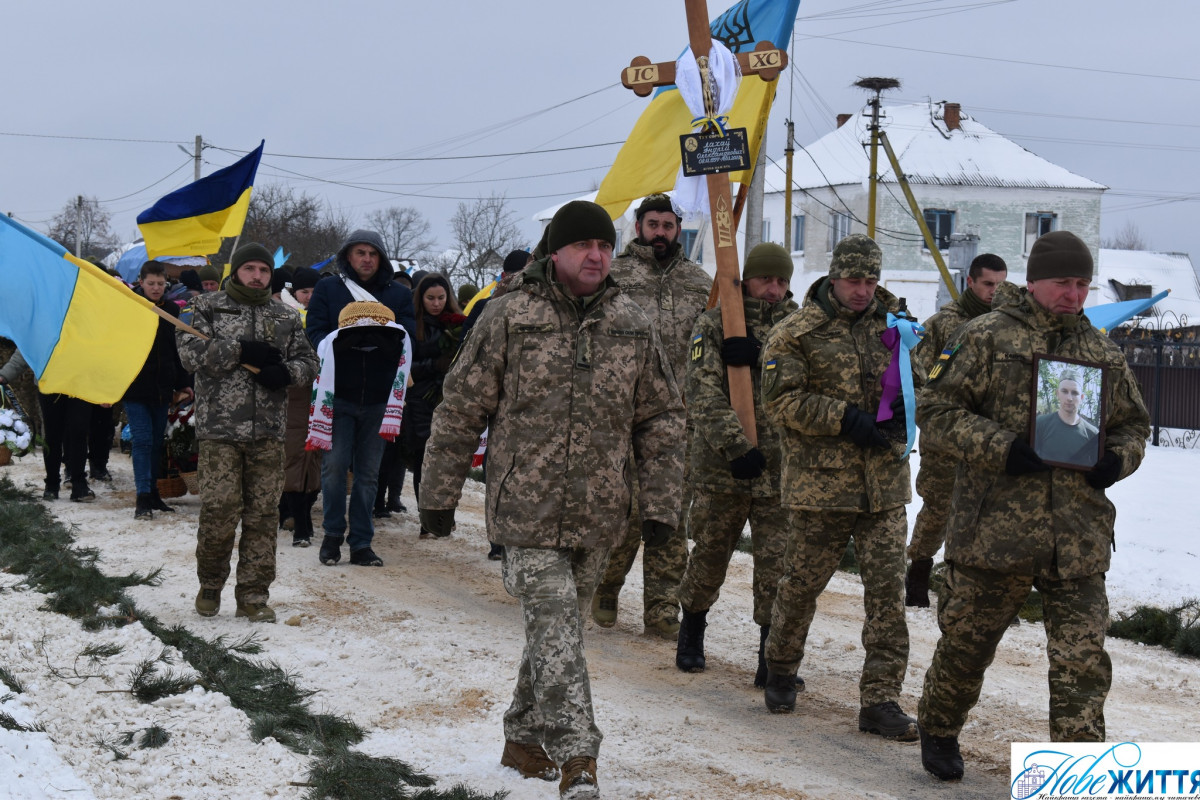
(0, 442, 1197, 799)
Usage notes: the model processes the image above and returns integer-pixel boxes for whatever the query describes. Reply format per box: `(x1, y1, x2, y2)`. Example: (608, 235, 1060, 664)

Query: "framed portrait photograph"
(1029, 354, 1107, 471)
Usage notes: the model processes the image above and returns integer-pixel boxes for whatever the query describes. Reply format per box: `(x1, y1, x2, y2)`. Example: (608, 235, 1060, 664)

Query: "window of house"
(792, 215, 805, 252)
(922, 209, 955, 251)
(680, 229, 699, 260)
(1024, 212, 1057, 253)
(828, 212, 852, 252)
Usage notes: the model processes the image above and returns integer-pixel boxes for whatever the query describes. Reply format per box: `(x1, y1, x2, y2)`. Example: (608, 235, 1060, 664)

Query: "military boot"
(919, 725, 964, 780)
(675, 608, 707, 672)
(591, 592, 617, 628)
(905, 557, 934, 607)
(194, 587, 220, 617)
(500, 740, 558, 782)
(859, 701, 919, 741)
(755, 626, 805, 690)
(235, 602, 277, 623)
(764, 669, 797, 713)
(558, 755, 599, 799)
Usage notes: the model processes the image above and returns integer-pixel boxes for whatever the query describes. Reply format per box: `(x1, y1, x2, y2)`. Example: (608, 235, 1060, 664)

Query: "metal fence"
(1111, 322, 1200, 447)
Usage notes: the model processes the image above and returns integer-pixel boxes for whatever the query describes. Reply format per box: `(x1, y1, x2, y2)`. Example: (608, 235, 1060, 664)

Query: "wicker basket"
(179, 471, 200, 495)
(157, 476, 187, 498)
(0, 445, 11, 467)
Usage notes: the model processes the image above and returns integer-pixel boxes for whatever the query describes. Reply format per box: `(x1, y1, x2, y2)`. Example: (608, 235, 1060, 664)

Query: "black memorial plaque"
(680, 128, 750, 176)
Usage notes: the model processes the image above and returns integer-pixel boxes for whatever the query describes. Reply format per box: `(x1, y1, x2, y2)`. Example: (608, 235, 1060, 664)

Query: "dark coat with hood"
(305, 230, 416, 349)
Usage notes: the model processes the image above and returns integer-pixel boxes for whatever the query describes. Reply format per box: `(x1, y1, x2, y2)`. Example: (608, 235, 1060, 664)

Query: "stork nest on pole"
(854, 77, 901, 93)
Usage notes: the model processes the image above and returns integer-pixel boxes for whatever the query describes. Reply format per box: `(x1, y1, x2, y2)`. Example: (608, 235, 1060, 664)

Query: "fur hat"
(547, 201, 616, 254)
(828, 234, 882, 279)
(1026, 231, 1093, 282)
(743, 242, 793, 283)
(337, 301, 395, 328)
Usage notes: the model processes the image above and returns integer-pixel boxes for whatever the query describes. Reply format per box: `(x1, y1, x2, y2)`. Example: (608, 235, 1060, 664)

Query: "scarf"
(959, 286, 991, 318)
(304, 320, 412, 451)
(224, 282, 271, 306)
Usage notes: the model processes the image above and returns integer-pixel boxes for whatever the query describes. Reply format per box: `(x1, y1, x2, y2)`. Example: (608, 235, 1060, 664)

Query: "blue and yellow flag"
(137, 141, 264, 258)
(0, 216, 158, 404)
(595, 0, 801, 220)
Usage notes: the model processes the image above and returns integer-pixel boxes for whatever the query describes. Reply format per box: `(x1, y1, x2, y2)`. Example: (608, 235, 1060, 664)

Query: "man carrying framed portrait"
(912, 231, 1150, 782)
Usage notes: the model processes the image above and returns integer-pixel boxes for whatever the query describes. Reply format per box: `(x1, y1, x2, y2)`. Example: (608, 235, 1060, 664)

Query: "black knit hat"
(270, 267, 289, 294)
(547, 201, 616, 254)
(743, 242, 793, 282)
(1026, 231, 1093, 282)
(290, 266, 321, 292)
(232, 243, 274, 274)
(502, 249, 530, 274)
(198, 264, 221, 283)
(635, 193, 680, 222)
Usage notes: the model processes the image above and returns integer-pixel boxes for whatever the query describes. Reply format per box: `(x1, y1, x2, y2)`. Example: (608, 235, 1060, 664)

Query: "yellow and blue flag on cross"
(594, 0, 802, 220)
(137, 141, 263, 259)
(0, 215, 158, 404)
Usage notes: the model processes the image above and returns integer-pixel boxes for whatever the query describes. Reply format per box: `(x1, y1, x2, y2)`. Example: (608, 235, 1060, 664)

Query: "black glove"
(239, 339, 283, 368)
(720, 335, 761, 366)
(641, 520, 674, 548)
(420, 508, 455, 538)
(1085, 450, 1122, 490)
(840, 406, 889, 449)
(252, 363, 291, 391)
(1005, 438, 1052, 476)
(729, 448, 767, 480)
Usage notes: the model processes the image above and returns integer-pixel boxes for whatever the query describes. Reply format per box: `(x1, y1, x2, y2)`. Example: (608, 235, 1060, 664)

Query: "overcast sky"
(2, 0, 1196, 274)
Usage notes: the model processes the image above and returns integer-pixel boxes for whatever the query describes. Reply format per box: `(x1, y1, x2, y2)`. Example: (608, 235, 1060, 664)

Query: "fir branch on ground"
(0, 710, 45, 733)
(0, 665, 25, 693)
(1108, 599, 1200, 658)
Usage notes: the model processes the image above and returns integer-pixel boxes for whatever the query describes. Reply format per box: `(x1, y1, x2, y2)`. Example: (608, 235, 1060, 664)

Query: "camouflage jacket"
(761, 277, 913, 513)
(686, 294, 798, 497)
(419, 257, 685, 550)
(917, 290, 1150, 578)
(608, 241, 711, 386)
(914, 293, 977, 459)
(177, 292, 318, 442)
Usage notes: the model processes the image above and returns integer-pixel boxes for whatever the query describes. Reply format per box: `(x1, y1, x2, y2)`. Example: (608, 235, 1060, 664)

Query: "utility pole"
(783, 118, 795, 250)
(178, 136, 203, 182)
(74, 195, 84, 257)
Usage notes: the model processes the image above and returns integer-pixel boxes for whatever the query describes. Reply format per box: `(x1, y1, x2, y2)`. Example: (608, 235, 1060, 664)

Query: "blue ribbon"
(690, 113, 731, 137)
(886, 311, 925, 459)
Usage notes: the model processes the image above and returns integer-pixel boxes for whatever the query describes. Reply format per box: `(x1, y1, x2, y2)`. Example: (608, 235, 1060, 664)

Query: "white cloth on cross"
(672, 38, 741, 219)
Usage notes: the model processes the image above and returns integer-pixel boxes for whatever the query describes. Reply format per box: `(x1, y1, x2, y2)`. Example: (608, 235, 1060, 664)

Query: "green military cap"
(1026, 231, 1093, 282)
(743, 242, 794, 282)
(829, 234, 882, 279)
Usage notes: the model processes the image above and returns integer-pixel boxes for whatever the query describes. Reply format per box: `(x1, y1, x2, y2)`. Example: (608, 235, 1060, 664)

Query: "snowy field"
(0, 441, 1197, 799)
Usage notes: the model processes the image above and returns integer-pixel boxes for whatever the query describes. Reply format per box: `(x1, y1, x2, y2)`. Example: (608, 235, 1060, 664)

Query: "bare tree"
(47, 195, 118, 259)
(448, 194, 524, 286)
(1101, 221, 1149, 251)
(365, 206, 436, 262)
(215, 184, 350, 269)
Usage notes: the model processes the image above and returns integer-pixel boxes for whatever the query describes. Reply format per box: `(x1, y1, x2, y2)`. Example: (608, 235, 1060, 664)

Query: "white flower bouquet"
(0, 389, 33, 457)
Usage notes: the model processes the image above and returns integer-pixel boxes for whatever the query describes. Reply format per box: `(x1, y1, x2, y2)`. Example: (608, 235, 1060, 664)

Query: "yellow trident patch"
(690, 334, 704, 362)
(928, 344, 960, 381)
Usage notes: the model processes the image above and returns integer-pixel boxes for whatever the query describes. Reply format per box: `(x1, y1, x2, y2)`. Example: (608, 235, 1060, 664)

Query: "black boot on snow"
(764, 669, 797, 713)
(675, 608, 707, 672)
(905, 557, 934, 607)
(135, 493, 154, 520)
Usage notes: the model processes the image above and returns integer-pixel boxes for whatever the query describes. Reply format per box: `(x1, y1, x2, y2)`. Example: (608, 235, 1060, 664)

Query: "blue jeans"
(320, 398, 387, 552)
(125, 402, 168, 495)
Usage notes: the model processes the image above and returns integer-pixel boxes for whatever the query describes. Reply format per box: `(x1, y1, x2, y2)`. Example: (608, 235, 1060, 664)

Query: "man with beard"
(591, 193, 711, 639)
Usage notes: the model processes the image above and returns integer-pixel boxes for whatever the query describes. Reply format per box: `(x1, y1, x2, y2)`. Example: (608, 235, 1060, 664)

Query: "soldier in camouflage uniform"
(418, 201, 683, 798)
(177, 244, 318, 624)
(592, 193, 710, 640)
(915, 231, 1150, 781)
(905, 254, 1007, 606)
(758, 234, 920, 742)
(674, 243, 798, 687)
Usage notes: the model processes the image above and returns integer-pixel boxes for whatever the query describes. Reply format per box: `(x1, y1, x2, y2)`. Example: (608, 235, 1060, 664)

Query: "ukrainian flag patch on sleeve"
(928, 344, 960, 381)
(690, 334, 704, 361)
(764, 359, 777, 371)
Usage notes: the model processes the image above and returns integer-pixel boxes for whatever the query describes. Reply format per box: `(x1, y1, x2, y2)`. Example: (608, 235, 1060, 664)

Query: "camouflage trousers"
(501, 545, 608, 763)
(907, 453, 956, 561)
(196, 439, 285, 606)
(919, 564, 1111, 741)
(595, 483, 688, 627)
(766, 506, 909, 707)
(677, 490, 791, 627)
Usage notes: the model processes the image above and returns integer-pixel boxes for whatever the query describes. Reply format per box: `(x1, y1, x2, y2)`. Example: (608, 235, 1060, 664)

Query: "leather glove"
(641, 520, 674, 548)
(239, 339, 283, 368)
(420, 507, 455, 538)
(1085, 450, 1122, 489)
(1005, 438, 1052, 476)
(720, 335, 761, 367)
(840, 406, 889, 449)
(252, 363, 291, 391)
(729, 447, 767, 480)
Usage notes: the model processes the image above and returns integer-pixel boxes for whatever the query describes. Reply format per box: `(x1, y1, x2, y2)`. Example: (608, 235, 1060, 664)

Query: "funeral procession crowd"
(0, 197, 1150, 795)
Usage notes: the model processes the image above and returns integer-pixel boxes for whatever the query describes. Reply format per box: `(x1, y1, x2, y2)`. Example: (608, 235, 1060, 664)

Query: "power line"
(210, 140, 623, 163)
(0, 130, 189, 145)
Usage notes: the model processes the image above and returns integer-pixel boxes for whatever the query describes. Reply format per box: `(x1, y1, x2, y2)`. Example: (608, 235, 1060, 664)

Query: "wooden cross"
(617, 0, 788, 446)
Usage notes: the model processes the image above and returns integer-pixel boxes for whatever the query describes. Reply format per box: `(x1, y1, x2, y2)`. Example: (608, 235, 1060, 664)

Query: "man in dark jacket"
(306, 230, 415, 347)
(125, 260, 193, 520)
